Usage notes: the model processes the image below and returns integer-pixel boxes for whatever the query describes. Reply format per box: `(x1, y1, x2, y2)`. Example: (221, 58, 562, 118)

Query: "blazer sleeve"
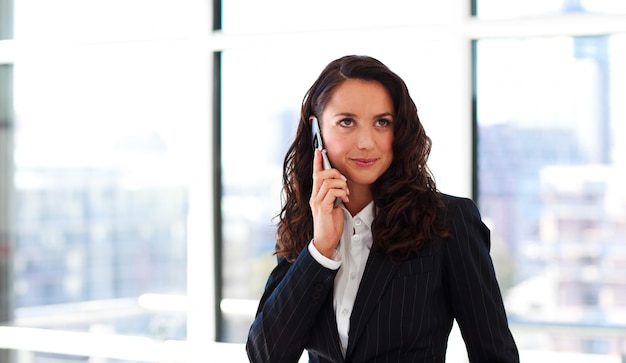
(442, 196, 520, 363)
(246, 246, 338, 363)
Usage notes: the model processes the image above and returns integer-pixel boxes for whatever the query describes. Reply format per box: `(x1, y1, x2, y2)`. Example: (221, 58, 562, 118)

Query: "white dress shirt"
(308, 201, 374, 357)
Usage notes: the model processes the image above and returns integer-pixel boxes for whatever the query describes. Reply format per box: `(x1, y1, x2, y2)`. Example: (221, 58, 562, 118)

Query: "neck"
(344, 183, 373, 216)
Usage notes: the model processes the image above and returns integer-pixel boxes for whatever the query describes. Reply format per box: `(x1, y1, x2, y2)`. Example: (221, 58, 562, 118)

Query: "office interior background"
(1, 0, 625, 362)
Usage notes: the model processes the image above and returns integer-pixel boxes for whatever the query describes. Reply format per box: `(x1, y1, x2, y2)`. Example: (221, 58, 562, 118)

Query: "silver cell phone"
(311, 117, 342, 207)
(312, 117, 333, 170)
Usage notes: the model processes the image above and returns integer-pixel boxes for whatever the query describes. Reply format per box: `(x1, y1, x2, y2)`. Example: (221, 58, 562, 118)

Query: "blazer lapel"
(345, 251, 398, 358)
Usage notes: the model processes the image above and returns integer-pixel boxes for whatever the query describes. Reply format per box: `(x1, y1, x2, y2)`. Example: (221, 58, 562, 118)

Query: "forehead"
(324, 79, 394, 113)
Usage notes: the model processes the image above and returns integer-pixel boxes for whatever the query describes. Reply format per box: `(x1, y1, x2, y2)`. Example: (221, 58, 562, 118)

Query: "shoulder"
(438, 193, 482, 220)
(436, 192, 490, 249)
(438, 192, 477, 207)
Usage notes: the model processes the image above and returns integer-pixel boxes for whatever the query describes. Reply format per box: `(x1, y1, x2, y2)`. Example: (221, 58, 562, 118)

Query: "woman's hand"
(310, 150, 349, 258)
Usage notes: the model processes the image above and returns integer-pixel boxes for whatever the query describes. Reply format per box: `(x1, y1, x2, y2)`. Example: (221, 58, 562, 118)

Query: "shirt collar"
(351, 200, 375, 228)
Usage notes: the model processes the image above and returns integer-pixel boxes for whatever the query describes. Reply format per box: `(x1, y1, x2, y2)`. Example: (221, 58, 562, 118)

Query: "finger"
(311, 150, 324, 197)
(318, 178, 350, 206)
(325, 189, 348, 207)
(313, 149, 324, 173)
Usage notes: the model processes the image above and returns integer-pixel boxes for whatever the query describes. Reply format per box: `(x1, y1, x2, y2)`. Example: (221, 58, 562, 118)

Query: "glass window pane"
(12, 42, 210, 339)
(475, 0, 626, 18)
(476, 34, 626, 355)
(8, 2, 212, 353)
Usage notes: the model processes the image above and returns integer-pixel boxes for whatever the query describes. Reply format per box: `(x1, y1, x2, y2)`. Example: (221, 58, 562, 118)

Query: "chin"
(349, 174, 383, 186)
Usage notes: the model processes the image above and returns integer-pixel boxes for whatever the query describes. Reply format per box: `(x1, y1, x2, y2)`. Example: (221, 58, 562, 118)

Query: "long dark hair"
(276, 55, 447, 262)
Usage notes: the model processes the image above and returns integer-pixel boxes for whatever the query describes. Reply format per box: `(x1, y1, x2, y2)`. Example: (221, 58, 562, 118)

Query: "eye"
(376, 118, 393, 127)
(339, 118, 354, 127)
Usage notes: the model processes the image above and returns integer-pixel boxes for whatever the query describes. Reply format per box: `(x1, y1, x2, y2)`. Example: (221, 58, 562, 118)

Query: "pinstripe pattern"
(247, 194, 519, 363)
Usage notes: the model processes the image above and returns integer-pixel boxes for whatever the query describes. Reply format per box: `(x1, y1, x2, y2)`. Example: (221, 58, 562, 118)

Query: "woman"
(246, 55, 519, 362)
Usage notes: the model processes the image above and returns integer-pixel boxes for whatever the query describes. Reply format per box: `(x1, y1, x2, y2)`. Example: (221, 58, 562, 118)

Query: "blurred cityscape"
(11, 134, 190, 363)
(479, 124, 626, 354)
(477, 32, 626, 355)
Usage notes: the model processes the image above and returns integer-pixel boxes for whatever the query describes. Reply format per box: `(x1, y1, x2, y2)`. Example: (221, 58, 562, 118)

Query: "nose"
(356, 127, 375, 150)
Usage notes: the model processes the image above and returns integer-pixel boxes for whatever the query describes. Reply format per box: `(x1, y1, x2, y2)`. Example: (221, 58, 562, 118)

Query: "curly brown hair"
(275, 55, 447, 262)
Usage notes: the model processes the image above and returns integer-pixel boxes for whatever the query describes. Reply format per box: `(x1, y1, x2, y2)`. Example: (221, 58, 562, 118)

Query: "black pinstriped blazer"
(246, 194, 519, 363)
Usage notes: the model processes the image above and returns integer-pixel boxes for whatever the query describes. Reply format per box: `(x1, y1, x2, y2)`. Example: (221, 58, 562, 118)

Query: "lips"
(352, 158, 377, 167)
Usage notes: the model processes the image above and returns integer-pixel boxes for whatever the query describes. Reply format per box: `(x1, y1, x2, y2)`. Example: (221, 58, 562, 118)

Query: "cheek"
(324, 135, 349, 155)
(326, 146, 349, 168)
(322, 139, 346, 166)
(381, 135, 394, 155)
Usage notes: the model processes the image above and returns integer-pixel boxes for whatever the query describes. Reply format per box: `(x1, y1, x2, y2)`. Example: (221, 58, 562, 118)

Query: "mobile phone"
(311, 117, 342, 207)
(312, 117, 333, 170)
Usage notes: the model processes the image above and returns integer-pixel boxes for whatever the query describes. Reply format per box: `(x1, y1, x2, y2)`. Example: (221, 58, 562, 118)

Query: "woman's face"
(319, 79, 394, 190)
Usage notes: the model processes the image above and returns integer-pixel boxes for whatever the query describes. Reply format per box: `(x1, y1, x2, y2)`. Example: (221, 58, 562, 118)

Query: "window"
(1, 0, 215, 362)
(475, 2, 626, 357)
(14, 44, 199, 313)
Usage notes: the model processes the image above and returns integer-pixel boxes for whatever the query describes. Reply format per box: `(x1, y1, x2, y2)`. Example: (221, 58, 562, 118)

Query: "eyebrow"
(333, 112, 394, 119)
